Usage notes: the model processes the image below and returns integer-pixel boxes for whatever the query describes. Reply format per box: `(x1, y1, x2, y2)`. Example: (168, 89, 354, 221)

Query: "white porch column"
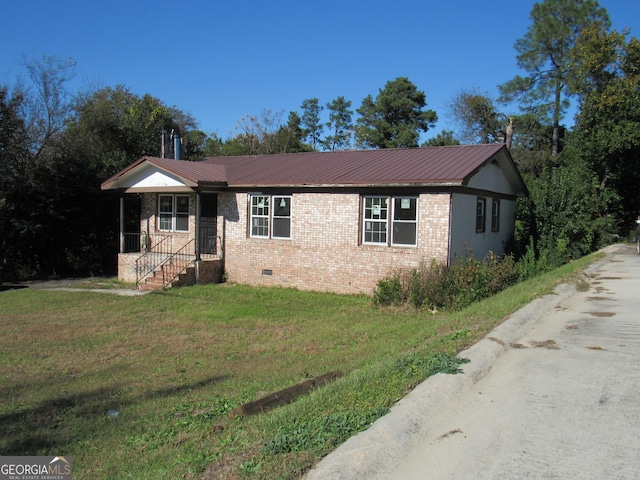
(119, 196, 125, 253)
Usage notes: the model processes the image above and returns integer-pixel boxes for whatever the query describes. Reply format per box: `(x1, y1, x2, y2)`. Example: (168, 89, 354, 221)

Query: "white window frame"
(250, 195, 270, 238)
(391, 196, 418, 247)
(363, 196, 389, 245)
(158, 194, 190, 232)
(362, 195, 418, 247)
(249, 194, 292, 239)
(272, 195, 292, 239)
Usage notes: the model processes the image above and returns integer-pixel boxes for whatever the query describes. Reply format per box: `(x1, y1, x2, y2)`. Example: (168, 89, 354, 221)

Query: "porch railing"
(161, 239, 196, 288)
(126, 232, 223, 289)
(122, 233, 172, 254)
(199, 226, 218, 255)
(135, 235, 172, 287)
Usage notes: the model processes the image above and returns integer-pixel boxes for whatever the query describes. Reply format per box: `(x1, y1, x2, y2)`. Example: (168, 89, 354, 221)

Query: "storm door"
(199, 193, 218, 255)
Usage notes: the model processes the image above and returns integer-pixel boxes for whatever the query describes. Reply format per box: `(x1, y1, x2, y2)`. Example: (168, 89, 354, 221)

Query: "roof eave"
(227, 181, 465, 189)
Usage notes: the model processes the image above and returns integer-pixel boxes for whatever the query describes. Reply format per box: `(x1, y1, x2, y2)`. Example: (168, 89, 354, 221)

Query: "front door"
(199, 193, 218, 255)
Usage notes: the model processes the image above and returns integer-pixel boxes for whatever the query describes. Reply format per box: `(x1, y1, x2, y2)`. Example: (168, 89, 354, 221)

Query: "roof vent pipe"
(174, 132, 180, 160)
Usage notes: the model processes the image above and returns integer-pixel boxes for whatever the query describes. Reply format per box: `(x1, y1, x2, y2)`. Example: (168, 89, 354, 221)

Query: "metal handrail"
(135, 235, 171, 288)
(133, 234, 223, 289)
(161, 239, 196, 288)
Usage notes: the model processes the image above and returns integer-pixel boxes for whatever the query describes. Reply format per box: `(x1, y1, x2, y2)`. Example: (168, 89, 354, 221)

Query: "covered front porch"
(117, 232, 223, 290)
(101, 156, 228, 290)
(116, 191, 224, 290)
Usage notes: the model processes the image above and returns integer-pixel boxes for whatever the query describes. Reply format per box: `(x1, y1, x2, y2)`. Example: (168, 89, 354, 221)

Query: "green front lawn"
(0, 254, 595, 479)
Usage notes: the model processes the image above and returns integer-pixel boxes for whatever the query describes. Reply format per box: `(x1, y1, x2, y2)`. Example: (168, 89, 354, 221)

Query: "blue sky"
(2, 0, 639, 142)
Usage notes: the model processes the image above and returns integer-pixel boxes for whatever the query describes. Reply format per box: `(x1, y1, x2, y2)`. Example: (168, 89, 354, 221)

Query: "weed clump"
(373, 251, 519, 311)
(264, 407, 389, 454)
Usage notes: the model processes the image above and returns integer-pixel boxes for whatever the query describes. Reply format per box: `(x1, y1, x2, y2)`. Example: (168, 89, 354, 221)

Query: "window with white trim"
(392, 197, 418, 245)
(363, 196, 388, 244)
(158, 194, 190, 232)
(476, 197, 486, 233)
(272, 196, 292, 239)
(249, 194, 292, 239)
(363, 195, 418, 247)
(491, 199, 500, 232)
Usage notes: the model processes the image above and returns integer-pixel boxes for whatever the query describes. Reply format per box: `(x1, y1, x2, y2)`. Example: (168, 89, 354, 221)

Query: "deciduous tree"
(0, 88, 31, 280)
(18, 54, 76, 158)
(447, 89, 504, 144)
(568, 25, 640, 227)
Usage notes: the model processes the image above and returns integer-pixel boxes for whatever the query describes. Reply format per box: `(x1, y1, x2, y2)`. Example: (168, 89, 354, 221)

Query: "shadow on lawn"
(0, 284, 28, 292)
(0, 374, 227, 455)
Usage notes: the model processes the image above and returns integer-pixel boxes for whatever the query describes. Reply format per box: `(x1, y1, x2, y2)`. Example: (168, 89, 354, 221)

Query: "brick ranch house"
(101, 144, 528, 294)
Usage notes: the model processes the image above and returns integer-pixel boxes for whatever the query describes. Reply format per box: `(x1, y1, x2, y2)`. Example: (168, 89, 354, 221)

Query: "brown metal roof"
(203, 144, 509, 187)
(144, 156, 227, 184)
(101, 156, 227, 190)
(102, 145, 527, 196)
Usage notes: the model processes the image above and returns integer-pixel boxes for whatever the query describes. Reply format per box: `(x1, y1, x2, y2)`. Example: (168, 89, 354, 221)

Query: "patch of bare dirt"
(201, 442, 262, 480)
(437, 428, 463, 441)
(530, 339, 559, 349)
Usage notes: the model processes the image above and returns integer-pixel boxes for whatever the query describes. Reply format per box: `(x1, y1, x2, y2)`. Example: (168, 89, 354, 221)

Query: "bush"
(373, 251, 521, 311)
(372, 276, 404, 306)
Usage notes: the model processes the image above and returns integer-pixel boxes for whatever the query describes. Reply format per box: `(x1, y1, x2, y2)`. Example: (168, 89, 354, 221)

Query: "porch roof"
(101, 156, 228, 191)
(101, 144, 528, 196)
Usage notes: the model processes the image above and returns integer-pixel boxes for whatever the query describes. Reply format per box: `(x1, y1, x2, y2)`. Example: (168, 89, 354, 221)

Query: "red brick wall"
(195, 259, 223, 284)
(220, 192, 451, 295)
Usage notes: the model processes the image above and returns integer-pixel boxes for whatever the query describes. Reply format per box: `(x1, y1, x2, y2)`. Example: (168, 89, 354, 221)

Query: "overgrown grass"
(0, 253, 598, 479)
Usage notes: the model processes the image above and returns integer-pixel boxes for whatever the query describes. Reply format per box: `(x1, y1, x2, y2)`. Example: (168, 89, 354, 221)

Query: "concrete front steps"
(139, 263, 196, 291)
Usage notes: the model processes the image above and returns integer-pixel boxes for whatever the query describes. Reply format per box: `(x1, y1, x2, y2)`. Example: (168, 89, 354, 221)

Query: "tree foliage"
(568, 25, 640, 226)
(205, 110, 311, 157)
(447, 89, 504, 144)
(355, 77, 437, 148)
(422, 130, 460, 147)
(0, 61, 205, 280)
(498, 0, 610, 157)
(18, 54, 76, 158)
(0, 88, 32, 280)
(300, 98, 324, 151)
(524, 160, 606, 266)
(322, 96, 353, 151)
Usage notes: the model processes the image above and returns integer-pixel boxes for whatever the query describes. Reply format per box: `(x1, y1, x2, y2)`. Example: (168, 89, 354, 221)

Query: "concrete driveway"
(307, 244, 640, 479)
